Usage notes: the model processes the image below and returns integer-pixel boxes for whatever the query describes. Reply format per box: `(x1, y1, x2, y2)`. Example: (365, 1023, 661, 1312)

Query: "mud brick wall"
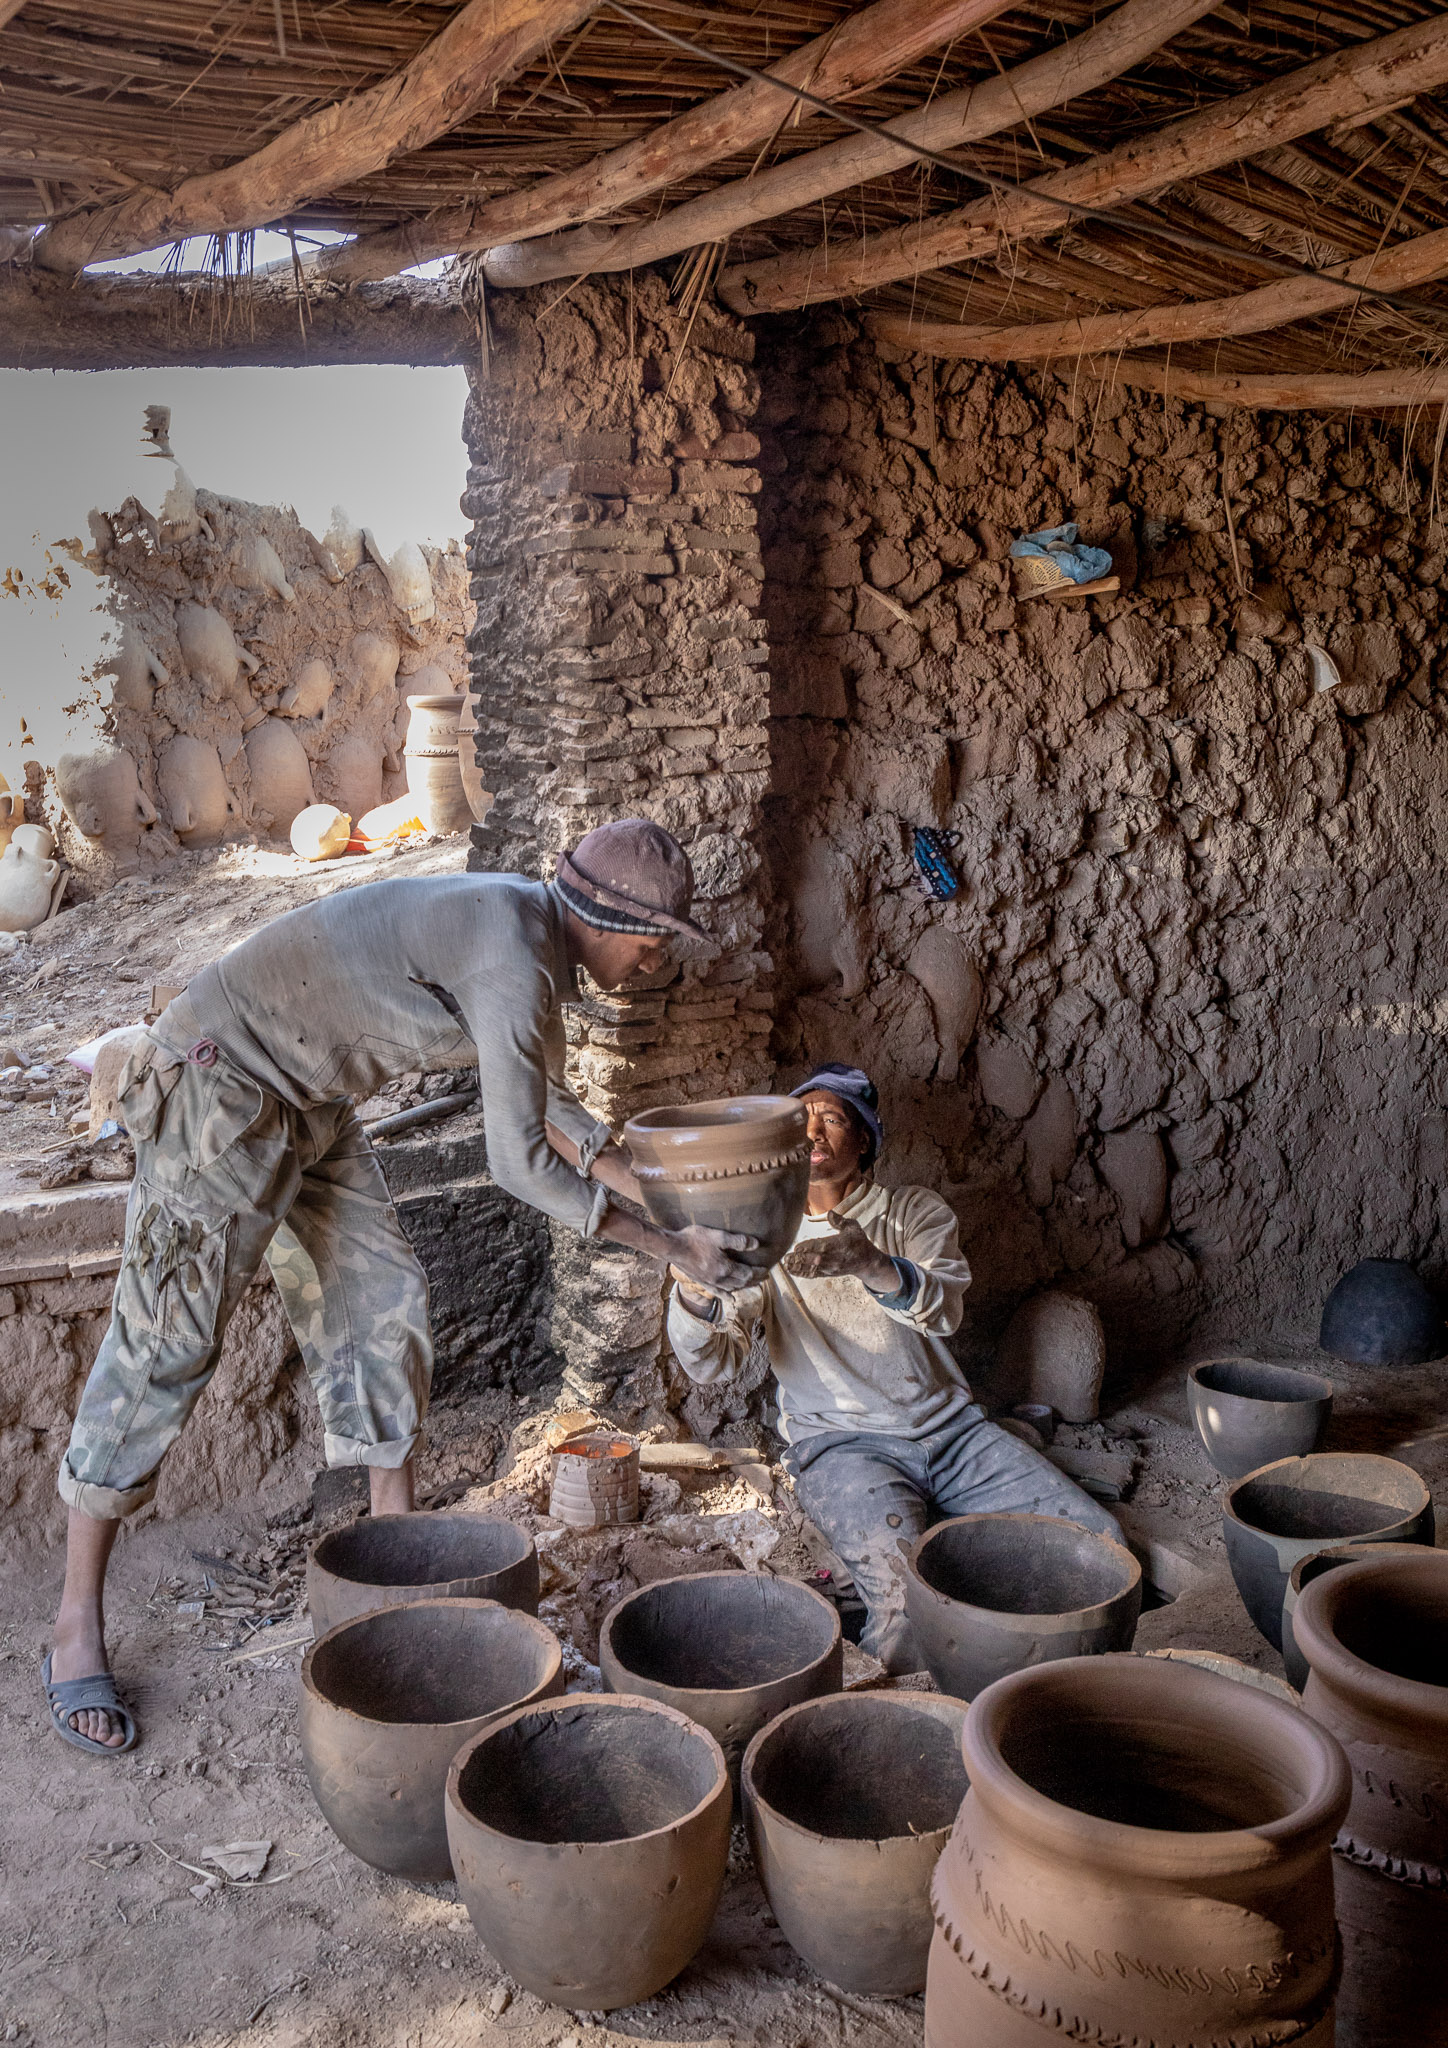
(756, 309, 1448, 1383)
(461, 275, 774, 1421)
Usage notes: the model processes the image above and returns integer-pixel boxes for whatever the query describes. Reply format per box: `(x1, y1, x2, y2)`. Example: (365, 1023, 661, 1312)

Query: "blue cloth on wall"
(1010, 522, 1112, 584)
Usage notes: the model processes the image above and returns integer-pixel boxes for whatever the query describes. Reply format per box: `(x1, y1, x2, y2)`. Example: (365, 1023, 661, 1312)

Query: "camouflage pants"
(59, 1034, 432, 1519)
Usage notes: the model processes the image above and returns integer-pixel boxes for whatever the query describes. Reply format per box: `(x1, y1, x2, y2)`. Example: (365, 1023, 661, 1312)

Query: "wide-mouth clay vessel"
(598, 1570, 842, 1788)
(1186, 1356, 1333, 1479)
(445, 1694, 731, 2010)
(301, 1597, 563, 1881)
(1294, 1549, 1448, 2048)
(548, 1428, 640, 1529)
(925, 1654, 1350, 2048)
(742, 1690, 969, 1995)
(1281, 1541, 1414, 1693)
(1222, 1453, 1433, 1648)
(623, 1096, 811, 1272)
(904, 1513, 1141, 1699)
(307, 1512, 538, 1635)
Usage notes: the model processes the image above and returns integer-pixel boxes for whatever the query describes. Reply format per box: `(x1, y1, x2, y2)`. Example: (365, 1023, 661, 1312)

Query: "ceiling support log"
(305, 0, 1018, 287)
(866, 224, 1448, 359)
(1078, 358, 1448, 408)
(718, 12, 1448, 314)
(482, 0, 1218, 288)
(29, 0, 599, 277)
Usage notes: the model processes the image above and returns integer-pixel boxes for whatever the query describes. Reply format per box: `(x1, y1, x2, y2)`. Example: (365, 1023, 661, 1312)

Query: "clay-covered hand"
(782, 1214, 898, 1291)
(668, 1262, 719, 1318)
(667, 1223, 759, 1294)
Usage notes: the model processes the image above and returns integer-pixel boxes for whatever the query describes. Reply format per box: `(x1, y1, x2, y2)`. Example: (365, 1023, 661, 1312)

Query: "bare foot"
(49, 1626, 127, 1747)
(369, 1460, 415, 1516)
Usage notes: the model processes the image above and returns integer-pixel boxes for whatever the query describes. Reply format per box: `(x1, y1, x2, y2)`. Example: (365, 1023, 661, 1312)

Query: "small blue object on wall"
(912, 827, 961, 901)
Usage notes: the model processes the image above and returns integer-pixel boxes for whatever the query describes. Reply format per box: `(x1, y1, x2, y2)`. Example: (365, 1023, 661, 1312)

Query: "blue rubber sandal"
(42, 1651, 138, 1755)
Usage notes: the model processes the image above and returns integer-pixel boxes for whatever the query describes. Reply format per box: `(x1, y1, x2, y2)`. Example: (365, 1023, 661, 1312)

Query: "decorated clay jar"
(457, 690, 493, 824)
(624, 1097, 811, 1273)
(0, 842, 59, 932)
(402, 694, 471, 836)
(925, 1654, 1350, 2048)
(290, 804, 352, 862)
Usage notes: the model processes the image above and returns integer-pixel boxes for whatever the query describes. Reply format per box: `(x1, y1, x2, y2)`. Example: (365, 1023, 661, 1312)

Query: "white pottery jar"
(0, 843, 59, 932)
(405, 694, 472, 836)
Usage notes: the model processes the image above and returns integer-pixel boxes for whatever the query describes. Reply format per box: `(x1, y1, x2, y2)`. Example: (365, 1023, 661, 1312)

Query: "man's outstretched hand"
(782, 1213, 898, 1292)
(667, 1223, 759, 1293)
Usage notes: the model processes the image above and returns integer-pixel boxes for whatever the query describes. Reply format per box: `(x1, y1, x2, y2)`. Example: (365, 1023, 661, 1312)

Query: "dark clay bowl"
(307, 1512, 538, 1635)
(1187, 1357, 1332, 1480)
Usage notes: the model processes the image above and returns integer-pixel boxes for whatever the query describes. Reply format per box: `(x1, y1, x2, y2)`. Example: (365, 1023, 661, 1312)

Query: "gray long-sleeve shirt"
(163, 874, 609, 1235)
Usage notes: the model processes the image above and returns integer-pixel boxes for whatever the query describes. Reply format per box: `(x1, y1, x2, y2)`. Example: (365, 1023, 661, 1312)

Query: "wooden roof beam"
(718, 11, 1448, 313)
(482, 0, 1220, 289)
(28, 0, 600, 278)
(1079, 358, 1448, 409)
(867, 222, 1448, 358)
(304, 0, 1020, 288)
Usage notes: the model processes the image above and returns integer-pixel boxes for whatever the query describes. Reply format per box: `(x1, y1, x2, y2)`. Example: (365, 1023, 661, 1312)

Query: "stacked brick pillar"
(461, 275, 773, 1421)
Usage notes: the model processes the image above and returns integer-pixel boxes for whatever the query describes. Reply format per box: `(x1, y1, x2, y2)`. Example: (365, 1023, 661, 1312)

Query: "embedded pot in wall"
(229, 529, 295, 602)
(108, 622, 167, 714)
(279, 656, 333, 720)
(1223, 1452, 1434, 1648)
(599, 1570, 842, 1789)
(1295, 1549, 1448, 2048)
(56, 744, 156, 871)
(176, 601, 258, 704)
(457, 690, 493, 823)
(320, 732, 383, 824)
(446, 1695, 731, 2010)
(994, 1291, 1105, 1423)
(158, 734, 230, 847)
(301, 1597, 562, 1881)
(904, 1513, 1141, 1700)
(623, 1096, 811, 1274)
(1187, 1356, 1333, 1480)
(0, 776, 22, 860)
(308, 1513, 539, 1637)
(404, 694, 472, 836)
(742, 1690, 969, 1995)
(925, 1655, 1351, 2048)
(348, 630, 401, 704)
(244, 717, 314, 838)
(905, 927, 982, 1084)
(0, 843, 59, 933)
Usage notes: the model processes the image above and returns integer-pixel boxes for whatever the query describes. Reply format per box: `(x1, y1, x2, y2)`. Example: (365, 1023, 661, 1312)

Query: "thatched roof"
(4, 0, 1448, 393)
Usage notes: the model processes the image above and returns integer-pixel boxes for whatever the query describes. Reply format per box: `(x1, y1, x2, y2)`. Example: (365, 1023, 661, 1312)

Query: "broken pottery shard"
(905, 927, 982, 1084)
(201, 1840, 272, 1882)
(974, 1033, 1042, 1119)
(996, 1291, 1106, 1423)
(1099, 1128, 1170, 1248)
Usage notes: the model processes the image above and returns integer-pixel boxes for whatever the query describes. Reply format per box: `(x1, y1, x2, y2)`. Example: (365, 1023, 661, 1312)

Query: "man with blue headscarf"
(667, 1061, 1116, 1671)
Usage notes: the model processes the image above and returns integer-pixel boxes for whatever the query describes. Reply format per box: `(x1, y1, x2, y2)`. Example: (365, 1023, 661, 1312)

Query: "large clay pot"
(1295, 1549, 1448, 2047)
(623, 1096, 811, 1273)
(457, 689, 493, 823)
(301, 1597, 562, 1881)
(742, 1690, 969, 1994)
(904, 1513, 1141, 1700)
(308, 1512, 538, 1636)
(926, 1655, 1351, 2048)
(1320, 1256, 1445, 1365)
(320, 731, 383, 822)
(158, 734, 230, 846)
(1187, 1355, 1332, 1479)
(599, 1570, 842, 1789)
(1223, 1453, 1433, 1648)
(279, 655, 333, 720)
(404, 694, 472, 835)
(55, 744, 156, 871)
(446, 1694, 731, 2010)
(0, 843, 59, 932)
(176, 601, 257, 705)
(1281, 1541, 1413, 1693)
(244, 717, 314, 837)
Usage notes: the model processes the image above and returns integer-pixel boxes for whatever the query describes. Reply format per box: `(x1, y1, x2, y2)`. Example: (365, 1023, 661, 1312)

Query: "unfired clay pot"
(0, 843, 59, 933)
(0, 778, 21, 860)
(742, 1690, 969, 1994)
(1281, 1541, 1413, 1693)
(348, 629, 400, 702)
(548, 1429, 640, 1529)
(176, 601, 257, 703)
(244, 717, 314, 837)
(905, 1513, 1141, 1700)
(1223, 1452, 1434, 1648)
(1188, 1355, 1333, 1479)
(320, 732, 383, 823)
(10, 823, 52, 861)
(1295, 1549, 1448, 2048)
(279, 655, 333, 720)
(599, 1570, 842, 1788)
(307, 1513, 539, 1636)
(446, 1695, 731, 2010)
(290, 803, 351, 862)
(56, 744, 156, 869)
(926, 1654, 1350, 2048)
(158, 734, 230, 846)
(404, 694, 472, 836)
(302, 1597, 562, 1882)
(623, 1096, 811, 1274)
(457, 689, 492, 823)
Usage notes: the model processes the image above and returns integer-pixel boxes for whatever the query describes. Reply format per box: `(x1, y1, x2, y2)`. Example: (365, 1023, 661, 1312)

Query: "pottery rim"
(302, 1596, 562, 1730)
(446, 1692, 729, 1847)
(599, 1570, 841, 1695)
(741, 1690, 969, 1848)
(310, 1511, 533, 1594)
(906, 1513, 1141, 1626)
(624, 1095, 809, 1172)
(1224, 1452, 1431, 1542)
(1188, 1357, 1334, 1406)
(1291, 1549, 1448, 1737)
(963, 1653, 1351, 1881)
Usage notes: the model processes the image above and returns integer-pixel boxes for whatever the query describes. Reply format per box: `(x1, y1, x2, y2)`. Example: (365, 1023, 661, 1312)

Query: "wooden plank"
(483, 0, 1220, 288)
(30, 0, 600, 276)
(718, 12, 1448, 313)
(1079, 360, 1448, 410)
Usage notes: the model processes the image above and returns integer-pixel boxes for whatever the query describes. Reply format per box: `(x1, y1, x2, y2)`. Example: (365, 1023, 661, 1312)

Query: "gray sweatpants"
(784, 1405, 1120, 1672)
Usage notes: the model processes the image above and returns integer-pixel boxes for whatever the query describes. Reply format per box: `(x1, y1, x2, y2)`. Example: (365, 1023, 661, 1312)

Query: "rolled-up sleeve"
(875, 1186, 971, 1336)
(666, 1281, 766, 1384)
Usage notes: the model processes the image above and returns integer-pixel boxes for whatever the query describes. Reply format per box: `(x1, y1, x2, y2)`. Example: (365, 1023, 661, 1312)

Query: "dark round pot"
(599, 1570, 842, 1788)
(622, 1095, 810, 1272)
(903, 1513, 1141, 1700)
(307, 1512, 538, 1635)
(1319, 1257, 1445, 1366)
(300, 1597, 563, 1881)
(1281, 1541, 1416, 1692)
(1186, 1356, 1332, 1480)
(742, 1690, 969, 1995)
(1222, 1453, 1434, 1649)
(446, 1694, 731, 2011)
(1295, 1549, 1448, 2048)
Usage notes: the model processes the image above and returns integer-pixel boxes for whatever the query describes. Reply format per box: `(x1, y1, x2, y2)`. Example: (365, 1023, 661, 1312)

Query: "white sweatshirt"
(666, 1177, 974, 1443)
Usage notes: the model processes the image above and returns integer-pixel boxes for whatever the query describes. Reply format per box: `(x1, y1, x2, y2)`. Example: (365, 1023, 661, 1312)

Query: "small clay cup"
(307, 1512, 538, 1635)
(1186, 1356, 1332, 1479)
(904, 1513, 1141, 1700)
(599, 1569, 842, 1788)
(623, 1095, 810, 1272)
(1222, 1453, 1433, 1649)
(301, 1597, 562, 1881)
(446, 1694, 731, 2010)
(1281, 1541, 1415, 1692)
(742, 1690, 969, 1994)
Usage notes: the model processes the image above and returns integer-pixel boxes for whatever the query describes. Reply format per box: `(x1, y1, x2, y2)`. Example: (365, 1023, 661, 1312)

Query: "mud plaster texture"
(756, 309, 1448, 1388)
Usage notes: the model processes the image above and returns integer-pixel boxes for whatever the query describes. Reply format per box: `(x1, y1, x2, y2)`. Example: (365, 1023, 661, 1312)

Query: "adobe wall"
(755, 310, 1448, 1383)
